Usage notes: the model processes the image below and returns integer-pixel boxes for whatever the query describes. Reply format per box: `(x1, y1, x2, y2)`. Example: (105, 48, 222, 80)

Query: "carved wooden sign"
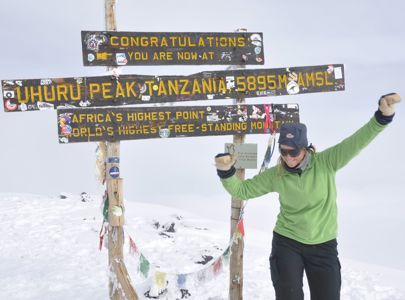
(81, 31, 264, 66)
(3, 64, 344, 112)
(57, 103, 299, 143)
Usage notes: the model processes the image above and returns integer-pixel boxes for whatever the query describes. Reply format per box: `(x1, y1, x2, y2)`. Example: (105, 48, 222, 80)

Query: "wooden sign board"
(81, 31, 264, 66)
(57, 103, 299, 143)
(2, 64, 344, 112)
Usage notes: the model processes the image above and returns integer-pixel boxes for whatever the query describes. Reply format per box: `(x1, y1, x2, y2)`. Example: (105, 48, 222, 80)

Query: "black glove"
(215, 153, 237, 179)
(375, 93, 401, 125)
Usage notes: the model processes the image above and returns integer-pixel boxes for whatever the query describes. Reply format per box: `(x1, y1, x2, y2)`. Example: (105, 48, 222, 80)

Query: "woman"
(214, 93, 401, 300)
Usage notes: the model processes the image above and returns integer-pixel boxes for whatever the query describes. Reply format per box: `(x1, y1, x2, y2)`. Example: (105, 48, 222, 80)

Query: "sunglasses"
(279, 147, 302, 157)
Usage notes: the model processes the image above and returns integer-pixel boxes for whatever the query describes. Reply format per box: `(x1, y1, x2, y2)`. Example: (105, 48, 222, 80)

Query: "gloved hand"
(215, 153, 237, 179)
(379, 93, 401, 116)
(215, 153, 237, 171)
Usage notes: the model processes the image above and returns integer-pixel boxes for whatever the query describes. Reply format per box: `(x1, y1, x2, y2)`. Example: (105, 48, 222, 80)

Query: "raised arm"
(318, 93, 401, 171)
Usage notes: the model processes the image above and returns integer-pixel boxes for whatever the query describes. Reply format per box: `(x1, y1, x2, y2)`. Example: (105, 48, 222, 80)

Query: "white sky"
(1, 0, 405, 269)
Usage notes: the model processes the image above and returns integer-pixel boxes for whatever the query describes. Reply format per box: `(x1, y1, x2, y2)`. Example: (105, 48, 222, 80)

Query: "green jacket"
(221, 116, 387, 244)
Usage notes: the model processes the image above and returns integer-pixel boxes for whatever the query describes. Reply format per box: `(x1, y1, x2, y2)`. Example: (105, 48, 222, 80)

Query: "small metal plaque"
(225, 143, 258, 169)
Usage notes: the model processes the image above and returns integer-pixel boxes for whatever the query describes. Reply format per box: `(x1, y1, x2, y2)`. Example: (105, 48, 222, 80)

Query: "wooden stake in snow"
(229, 28, 246, 300)
(105, 1, 138, 299)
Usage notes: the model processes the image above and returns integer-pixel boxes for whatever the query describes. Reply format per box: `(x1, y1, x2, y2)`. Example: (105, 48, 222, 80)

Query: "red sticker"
(4, 99, 18, 111)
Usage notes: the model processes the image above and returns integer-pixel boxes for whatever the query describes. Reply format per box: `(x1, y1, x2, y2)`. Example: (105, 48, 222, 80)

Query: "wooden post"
(105, 0, 117, 30)
(229, 28, 247, 300)
(105, 1, 138, 299)
(229, 110, 246, 300)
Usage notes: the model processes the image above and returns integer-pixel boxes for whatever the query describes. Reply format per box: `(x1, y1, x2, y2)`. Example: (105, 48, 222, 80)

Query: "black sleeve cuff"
(217, 166, 236, 179)
(374, 110, 394, 125)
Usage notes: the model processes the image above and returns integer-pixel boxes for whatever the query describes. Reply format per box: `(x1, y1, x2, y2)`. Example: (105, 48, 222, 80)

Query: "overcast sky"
(1, 0, 404, 269)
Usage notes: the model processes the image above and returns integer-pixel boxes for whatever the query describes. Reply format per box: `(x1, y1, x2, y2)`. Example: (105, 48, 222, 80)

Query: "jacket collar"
(283, 152, 312, 175)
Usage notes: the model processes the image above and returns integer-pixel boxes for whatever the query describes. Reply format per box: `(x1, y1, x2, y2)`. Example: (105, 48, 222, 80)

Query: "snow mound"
(0, 193, 404, 300)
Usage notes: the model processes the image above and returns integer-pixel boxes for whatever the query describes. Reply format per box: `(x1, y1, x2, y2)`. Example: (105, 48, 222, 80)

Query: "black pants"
(269, 232, 341, 300)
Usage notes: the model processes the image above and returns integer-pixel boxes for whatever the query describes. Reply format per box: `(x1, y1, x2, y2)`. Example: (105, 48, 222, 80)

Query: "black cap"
(278, 123, 308, 149)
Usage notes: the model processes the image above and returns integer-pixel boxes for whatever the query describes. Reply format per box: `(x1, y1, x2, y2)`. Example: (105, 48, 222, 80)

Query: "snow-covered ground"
(0, 193, 404, 300)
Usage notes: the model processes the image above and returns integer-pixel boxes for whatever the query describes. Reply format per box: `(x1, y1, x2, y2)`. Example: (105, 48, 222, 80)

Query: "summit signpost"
(1, 1, 347, 298)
